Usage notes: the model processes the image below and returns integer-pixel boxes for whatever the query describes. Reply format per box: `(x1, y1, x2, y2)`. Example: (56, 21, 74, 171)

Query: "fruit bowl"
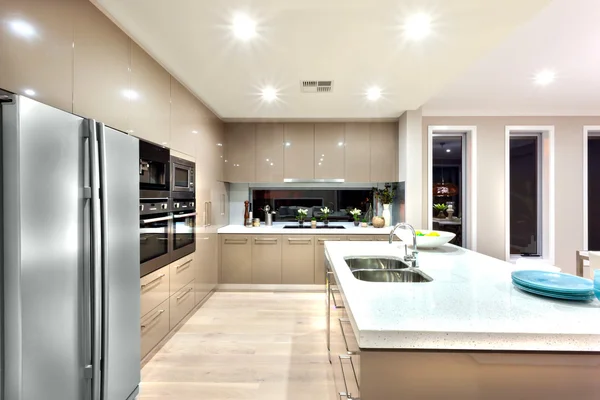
(395, 229, 455, 249)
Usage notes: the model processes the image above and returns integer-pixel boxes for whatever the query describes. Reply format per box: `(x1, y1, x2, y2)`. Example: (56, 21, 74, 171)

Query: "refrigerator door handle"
(87, 120, 103, 400)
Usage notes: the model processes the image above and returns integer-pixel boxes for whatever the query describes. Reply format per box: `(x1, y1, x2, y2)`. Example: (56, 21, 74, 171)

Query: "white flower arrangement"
(320, 207, 330, 220)
(296, 208, 308, 221)
(349, 208, 362, 221)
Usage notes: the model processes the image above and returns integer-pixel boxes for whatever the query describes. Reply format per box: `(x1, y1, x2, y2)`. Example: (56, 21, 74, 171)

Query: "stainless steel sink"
(344, 256, 409, 271)
(351, 269, 433, 283)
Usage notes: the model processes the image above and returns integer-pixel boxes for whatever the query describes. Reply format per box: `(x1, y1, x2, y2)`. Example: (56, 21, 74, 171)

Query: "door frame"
(427, 126, 477, 251)
(583, 126, 600, 251)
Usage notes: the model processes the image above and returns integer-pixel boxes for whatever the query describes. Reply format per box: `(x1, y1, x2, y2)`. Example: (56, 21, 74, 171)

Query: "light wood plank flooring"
(139, 291, 339, 400)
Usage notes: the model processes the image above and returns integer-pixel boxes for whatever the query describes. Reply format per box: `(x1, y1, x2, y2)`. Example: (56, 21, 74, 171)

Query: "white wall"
(423, 116, 600, 273)
(398, 108, 425, 228)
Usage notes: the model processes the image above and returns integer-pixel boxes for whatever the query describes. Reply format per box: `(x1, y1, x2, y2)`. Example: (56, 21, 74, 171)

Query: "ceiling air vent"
(301, 80, 334, 93)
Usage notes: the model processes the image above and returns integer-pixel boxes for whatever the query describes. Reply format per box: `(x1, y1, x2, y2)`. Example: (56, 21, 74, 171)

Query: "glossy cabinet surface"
(129, 42, 171, 145)
(345, 123, 371, 182)
(283, 123, 315, 180)
(251, 236, 282, 284)
(314, 236, 346, 284)
(220, 235, 252, 283)
(370, 122, 398, 182)
(140, 265, 170, 317)
(169, 280, 195, 329)
(282, 236, 315, 284)
(140, 299, 170, 358)
(224, 123, 256, 182)
(170, 77, 201, 154)
(314, 123, 345, 180)
(73, 0, 129, 131)
(169, 253, 195, 295)
(255, 123, 284, 182)
(0, 0, 74, 111)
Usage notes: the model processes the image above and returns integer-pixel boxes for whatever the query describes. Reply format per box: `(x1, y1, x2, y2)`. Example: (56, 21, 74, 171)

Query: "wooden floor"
(139, 291, 339, 400)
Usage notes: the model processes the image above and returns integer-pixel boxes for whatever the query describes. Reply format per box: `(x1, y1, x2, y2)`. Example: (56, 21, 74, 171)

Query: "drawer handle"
(176, 287, 193, 300)
(140, 273, 166, 289)
(141, 309, 165, 329)
(339, 355, 360, 399)
(254, 238, 278, 244)
(199, 237, 210, 240)
(225, 239, 248, 244)
(288, 238, 312, 243)
(318, 238, 342, 244)
(339, 318, 359, 355)
(176, 260, 193, 270)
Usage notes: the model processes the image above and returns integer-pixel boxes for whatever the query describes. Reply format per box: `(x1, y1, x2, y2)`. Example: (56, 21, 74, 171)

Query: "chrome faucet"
(389, 223, 419, 268)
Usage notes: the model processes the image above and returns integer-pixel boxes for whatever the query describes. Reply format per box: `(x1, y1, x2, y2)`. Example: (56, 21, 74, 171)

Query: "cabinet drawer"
(170, 280, 195, 329)
(141, 299, 170, 358)
(282, 236, 315, 284)
(170, 254, 195, 295)
(251, 236, 282, 284)
(140, 266, 170, 317)
(315, 236, 346, 285)
(221, 235, 252, 283)
(347, 235, 377, 241)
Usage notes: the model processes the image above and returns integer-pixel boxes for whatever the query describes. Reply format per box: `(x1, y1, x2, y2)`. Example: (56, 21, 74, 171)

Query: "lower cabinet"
(221, 235, 252, 283)
(140, 299, 170, 359)
(282, 236, 315, 284)
(170, 280, 195, 329)
(315, 236, 346, 285)
(251, 236, 282, 283)
(140, 265, 170, 317)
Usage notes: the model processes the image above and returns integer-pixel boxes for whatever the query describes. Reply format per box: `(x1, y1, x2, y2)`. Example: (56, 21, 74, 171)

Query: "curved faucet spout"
(389, 223, 419, 268)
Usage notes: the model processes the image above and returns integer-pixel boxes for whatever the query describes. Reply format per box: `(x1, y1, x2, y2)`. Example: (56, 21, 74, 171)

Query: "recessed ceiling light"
(338, 142, 344, 147)
(285, 142, 291, 147)
(122, 89, 139, 100)
(261, 87, 277, 102)
(9, 20, 36, 38)
(534, 69, 555, 86)
(366, 87, 382, 101)
(233, 14, 257, 41)
(217, 143, 223, 146)
(404, 13, 432, 41)
(446, 149, 451, 153)
(23, 89, 36, 96)
(270, 163, 274, 166)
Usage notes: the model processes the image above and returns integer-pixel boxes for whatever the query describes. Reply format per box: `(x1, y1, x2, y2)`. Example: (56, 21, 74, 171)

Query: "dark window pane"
(174, 167, 189, 187)
(510, 137, 539, 255)
(588, 137, 600, 250)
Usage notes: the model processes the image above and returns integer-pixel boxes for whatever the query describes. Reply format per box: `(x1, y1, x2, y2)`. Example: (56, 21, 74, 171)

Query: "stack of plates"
(511, 270, 595, 301)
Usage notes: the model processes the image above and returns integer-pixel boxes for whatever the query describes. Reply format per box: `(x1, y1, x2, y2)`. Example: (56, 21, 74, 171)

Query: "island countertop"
(325, 241, 600, 352)
(217, 222, 393, 235)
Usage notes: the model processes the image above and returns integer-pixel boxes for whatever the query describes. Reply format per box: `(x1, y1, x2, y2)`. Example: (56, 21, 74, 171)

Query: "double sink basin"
(344, 256, 432, 283)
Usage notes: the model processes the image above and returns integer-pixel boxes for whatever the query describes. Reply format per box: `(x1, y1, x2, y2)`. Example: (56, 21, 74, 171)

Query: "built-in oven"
(171, 199, 196, 261)
(140, 198, 172, 277)
(170, 156, 195, 199)
(140, 139, 170, 198)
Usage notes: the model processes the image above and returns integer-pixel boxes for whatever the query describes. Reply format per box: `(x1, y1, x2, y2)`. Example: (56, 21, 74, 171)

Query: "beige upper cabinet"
(314, 123, 345, 180)
(284, 123, 315, 181)
(255, 123, 284, 183)
(0, 0, 74, 112)
(224, 123, 256, 183)
(345, 123, 371, 182)
(169, 77, 199, 154)
(370, 122, 398, 182)
(129, 42, 171, 146)
(73, 0, 129, 131)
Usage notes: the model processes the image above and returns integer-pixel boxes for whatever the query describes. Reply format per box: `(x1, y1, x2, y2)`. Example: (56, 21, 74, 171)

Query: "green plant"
(320, 207, 330, 221)
(373, 186, 395, 204)
(311, 217, 317, 222)
(296, 208, 308, 221)
(433, 204, 448, 211)
(361, 218, 367, 223)
(349, 208, 362, 221)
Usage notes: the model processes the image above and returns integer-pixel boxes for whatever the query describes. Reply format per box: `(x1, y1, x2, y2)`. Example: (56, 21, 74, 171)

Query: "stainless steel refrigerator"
(1, 94, 140, 400)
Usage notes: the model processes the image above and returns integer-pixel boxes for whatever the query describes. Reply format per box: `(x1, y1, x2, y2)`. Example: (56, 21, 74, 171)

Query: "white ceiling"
(423, 0, 600, 116)
(95, 0, 551, 120)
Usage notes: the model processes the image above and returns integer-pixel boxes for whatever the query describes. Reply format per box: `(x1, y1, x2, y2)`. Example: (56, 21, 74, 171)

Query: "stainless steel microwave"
(170, 156, 195, 198)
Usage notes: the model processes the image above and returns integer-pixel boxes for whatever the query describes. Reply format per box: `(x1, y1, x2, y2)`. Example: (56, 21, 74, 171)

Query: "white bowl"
(395, 229, 455, 249)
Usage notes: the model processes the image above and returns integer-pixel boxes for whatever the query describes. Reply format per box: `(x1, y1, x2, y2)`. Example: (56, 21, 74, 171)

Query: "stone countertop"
(325, 241, 600, 352)
(217, 222, 393, 235)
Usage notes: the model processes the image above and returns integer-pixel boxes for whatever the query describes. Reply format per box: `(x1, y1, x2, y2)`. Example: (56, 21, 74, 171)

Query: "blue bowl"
(595, 289, 600, 301)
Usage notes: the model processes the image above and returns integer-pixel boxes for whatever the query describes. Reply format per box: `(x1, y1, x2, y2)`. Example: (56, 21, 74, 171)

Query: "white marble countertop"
(217, 222, 392, 235)
(325, 241, 600, 351)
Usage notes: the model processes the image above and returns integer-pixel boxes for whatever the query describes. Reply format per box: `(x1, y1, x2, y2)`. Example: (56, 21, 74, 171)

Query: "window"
(588, 135, 600, 250)
(509, 135, 541, 255)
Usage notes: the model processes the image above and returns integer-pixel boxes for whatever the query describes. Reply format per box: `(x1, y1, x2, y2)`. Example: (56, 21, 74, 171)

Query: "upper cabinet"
(284, 123, 315, 181)
(255, 123, 284, 183)
(224, 123, 256, 183)
(370, 122, 398, 182)
(345, 123, 371, 182)
(314, 123, 345, 180)
(170, 77, 199, 154)
(129, 42, 171, 146)
(73, 0, 129, 131)
(0, 0, 74, 112)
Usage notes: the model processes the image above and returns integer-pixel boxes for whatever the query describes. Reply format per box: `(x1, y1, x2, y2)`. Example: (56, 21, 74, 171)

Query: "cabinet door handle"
(199, 237, 210, 240)
(225, 238, 248, 244)
(176, 287, 193, 300)
(140, 274, 166, 289)
(287, 238, 312, 244)
(339, 318, 359, 355)
(176, 260, 192, 271)
(254, 238, 278, 244)
(339, 355, 360, 399)
(141, 309, 165, 329)
(221, 194, 226, 215)
(208, 201, 212, 226)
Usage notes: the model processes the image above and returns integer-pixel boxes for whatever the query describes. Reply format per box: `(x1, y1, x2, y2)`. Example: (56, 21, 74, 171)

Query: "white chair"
(513, 257, 561, 273)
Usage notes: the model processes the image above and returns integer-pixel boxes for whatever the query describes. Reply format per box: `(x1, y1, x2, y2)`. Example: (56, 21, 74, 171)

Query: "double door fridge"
(1, 94, 140, 400)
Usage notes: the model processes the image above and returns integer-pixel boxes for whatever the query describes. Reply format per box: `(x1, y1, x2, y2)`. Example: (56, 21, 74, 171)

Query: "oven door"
(172, 211, 196, 261)
(171, 162, 194, 193)
(140, 213, 172, 277)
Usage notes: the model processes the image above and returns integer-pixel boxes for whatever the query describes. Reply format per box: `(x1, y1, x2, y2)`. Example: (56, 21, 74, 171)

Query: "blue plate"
(513, 282, 595, 301)
(511, 270, 593, 294)
(511, 278, 594, 297)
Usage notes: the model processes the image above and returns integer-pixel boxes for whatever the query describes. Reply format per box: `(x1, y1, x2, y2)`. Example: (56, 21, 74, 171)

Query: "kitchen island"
(325, 241, 600, 399)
